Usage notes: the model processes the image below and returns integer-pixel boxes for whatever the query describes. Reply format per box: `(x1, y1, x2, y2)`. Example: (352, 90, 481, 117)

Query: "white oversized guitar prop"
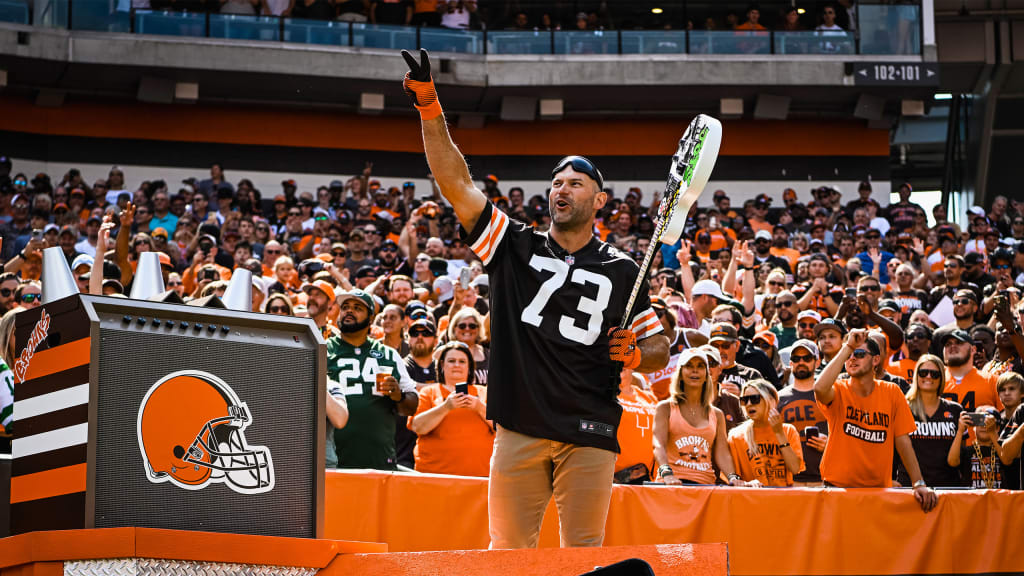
(617, 114, 723, 331)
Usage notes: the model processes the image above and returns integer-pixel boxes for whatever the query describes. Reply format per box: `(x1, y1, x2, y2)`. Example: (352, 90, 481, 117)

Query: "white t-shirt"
(264, 0, 289, 15)
(105, 189, 129, 205)
(441, 0, 472, 29)
(75, 238, 97, 258)
(870, 216, 890, 236)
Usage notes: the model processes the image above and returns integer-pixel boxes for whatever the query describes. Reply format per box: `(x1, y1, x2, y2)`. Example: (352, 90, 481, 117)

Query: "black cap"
(964, 252, 985, 266)
(354, 265, 377, 280)
(814, 318, 847, 337)
(942, 329, 972, 346)
(878, 299, 900, 313)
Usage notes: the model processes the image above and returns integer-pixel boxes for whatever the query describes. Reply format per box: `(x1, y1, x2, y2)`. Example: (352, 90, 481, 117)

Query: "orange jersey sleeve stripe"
(470, 209, 509, 266)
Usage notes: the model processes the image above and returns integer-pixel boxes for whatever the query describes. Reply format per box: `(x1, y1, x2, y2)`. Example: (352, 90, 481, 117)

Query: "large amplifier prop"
(9, 293, 326, 538)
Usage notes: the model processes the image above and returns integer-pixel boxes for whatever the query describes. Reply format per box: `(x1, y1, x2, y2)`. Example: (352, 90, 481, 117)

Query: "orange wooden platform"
(0, 529, 727, 576)
(0, 527, 385, 576)
(325, 544, 727, 576)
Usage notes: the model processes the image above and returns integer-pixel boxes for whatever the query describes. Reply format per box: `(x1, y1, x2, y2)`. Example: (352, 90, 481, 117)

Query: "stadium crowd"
(119, 0, 862, 34)
(0, 153, 1023, 493)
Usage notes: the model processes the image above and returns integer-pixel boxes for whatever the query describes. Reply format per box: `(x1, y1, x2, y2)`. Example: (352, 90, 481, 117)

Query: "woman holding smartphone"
(896, 355, 966, 488)
(408, 341, 493, 476)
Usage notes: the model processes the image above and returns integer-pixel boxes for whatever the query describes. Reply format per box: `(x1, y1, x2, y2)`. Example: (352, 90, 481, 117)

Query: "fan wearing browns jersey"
(402, 48, 670, 549)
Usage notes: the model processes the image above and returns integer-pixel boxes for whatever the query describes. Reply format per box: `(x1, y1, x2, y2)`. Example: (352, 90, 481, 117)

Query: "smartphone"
(31, 229, 43, 241)
(709, 216, 717, 229)
(967, 412, 987, 427)
(804, 426, 819, 439)
(845, 287, 857, 298)
(455, 382, 469, 395)
(459, 267, 472, 289)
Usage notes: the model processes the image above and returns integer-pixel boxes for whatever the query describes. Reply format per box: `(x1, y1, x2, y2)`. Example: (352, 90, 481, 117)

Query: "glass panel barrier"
(209, 13, 279, 41)
(620, 30, 686, 55)
(774, 30, 855, 55)
(554, 30, 616, 55)
(283, 18, 348, 46)
(134, 10, 204, 37)
(858, 3, 921, 55)
(485, 30, 550, 55)
(418, 27, 480, 54)
(689, 30, 770, 54)
(0, 0, 29, 24)
(71, 0, 129, 32)
(352, 22, 416, 50)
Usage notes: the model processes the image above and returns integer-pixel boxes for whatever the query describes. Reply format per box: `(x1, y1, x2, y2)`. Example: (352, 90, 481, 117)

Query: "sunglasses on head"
(268, 305, 289, 313)
(739, 394, 763, 405)
(551, 155, 604, 190)
(917, 368, 942, 379)
(21, 293, 41, 303)
(791, 353, 815, 363)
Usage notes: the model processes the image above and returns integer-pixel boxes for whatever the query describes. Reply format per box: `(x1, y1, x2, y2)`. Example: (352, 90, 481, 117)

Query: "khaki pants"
(488, 425, 616, 549)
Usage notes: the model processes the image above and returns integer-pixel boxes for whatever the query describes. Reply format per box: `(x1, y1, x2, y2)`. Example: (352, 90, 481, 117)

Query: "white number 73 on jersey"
(521, 254, 612, 345)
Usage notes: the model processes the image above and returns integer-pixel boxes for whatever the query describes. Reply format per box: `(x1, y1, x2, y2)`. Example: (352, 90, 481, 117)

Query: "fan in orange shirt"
(728, 379, 804, 486)
(814, 329, 937, 512)
(940, 329, 1002, 413)
(769, 225, 801, 269)
(408, 341, 494, 477)
(615, 368, 659, 483)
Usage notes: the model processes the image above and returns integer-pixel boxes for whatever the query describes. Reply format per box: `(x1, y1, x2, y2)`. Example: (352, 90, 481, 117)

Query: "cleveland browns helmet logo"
(137, 370, 275, 494)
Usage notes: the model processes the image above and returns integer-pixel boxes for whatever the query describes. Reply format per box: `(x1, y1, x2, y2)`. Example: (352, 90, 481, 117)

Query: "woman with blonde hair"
(0, 308, 18, 451)
(896, 354, 965, 488)
(446, 306, 489, 385)
(653, 348, 749, 486)
(727, 379, 803, 486)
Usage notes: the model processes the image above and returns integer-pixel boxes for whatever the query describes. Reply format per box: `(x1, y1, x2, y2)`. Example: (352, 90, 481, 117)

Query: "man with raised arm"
(401, 48, 670, 549)
(814, 328, 938, 512)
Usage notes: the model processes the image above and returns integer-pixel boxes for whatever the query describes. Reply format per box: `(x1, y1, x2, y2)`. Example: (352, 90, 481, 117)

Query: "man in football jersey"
(777, 339, 827, 486)
(328, 288, 419, 470)
(401, 48, 670, 549)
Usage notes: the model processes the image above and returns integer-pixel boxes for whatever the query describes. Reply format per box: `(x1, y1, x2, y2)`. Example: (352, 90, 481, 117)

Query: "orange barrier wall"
(325, 470, 1024, 576)
(324, 544, 727, 576)
(0, 96, 888, 157)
